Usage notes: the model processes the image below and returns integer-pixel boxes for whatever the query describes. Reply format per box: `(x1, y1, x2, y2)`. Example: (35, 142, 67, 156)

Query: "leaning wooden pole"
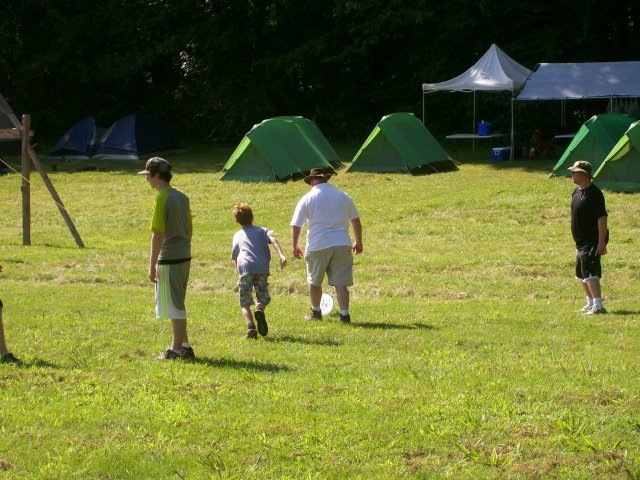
(21, 115, 31, 245)
(24, 133, 85, 249)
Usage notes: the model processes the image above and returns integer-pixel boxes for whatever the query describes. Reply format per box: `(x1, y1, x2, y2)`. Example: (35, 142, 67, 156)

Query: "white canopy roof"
(422, 44, 531, 93)
(516, 62, 640, 100)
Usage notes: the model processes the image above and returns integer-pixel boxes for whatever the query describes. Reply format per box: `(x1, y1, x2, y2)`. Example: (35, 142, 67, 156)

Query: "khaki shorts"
(306, 245, 353, 287)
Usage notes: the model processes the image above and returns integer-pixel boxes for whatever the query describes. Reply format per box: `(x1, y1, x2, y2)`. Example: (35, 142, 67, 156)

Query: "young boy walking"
(138, 157, 194, 360)
(231, 203, 286, 339)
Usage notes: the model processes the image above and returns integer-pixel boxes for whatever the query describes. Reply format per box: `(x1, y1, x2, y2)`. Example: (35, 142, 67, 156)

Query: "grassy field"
(0, 143, 639, 479)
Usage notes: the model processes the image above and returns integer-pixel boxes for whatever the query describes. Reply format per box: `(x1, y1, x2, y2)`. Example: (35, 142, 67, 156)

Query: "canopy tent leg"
(472, 91, 476, 151)
(510, 95, 514, 161)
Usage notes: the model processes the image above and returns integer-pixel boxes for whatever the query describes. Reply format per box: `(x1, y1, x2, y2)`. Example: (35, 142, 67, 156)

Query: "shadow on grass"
(26, 358, 61, 369)
(264, 335, 342, 347)
(191, 356, 292, 372)
(351, 321, 437, 330)
(609, 310, 640, 316)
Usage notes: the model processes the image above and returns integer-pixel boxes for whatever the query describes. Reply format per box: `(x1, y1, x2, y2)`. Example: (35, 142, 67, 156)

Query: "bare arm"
(149, 231, 165, 283)
(271, 237, 287, 269)
(351, 217, 363, 254)
(597, 216, 607, 255)
(292, 226, 303, 259)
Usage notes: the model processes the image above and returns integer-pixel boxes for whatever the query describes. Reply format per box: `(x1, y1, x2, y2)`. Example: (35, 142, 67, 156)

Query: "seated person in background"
(529, 128, 554, 159)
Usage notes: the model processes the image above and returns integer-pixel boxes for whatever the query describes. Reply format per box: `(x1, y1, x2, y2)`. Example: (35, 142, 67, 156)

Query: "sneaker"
(339, 313, 351, 323)
(304, 309, 322, 321)
(254, 309, 268, 336)
(586, 306, 607, 315)
(0, 352, 22, 365)
(577, 304, 593, 313)
(245, 328, 258, 339)
(181, 346, 195, 360)
(155, 348, 184, 361)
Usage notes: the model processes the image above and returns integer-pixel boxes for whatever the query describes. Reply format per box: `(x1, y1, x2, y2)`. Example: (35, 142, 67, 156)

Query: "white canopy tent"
(516, 62, 640, 100)
(516, 62, 640, 126)
(422, 44, 531, 160)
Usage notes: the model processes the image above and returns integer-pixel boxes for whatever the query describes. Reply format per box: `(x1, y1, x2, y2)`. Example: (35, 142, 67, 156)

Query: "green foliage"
(0, 145, 639, 478)
(0, 1, 638, 141)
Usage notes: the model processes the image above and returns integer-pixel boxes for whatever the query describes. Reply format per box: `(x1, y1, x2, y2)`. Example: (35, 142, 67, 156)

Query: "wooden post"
(21, 115, 31, 245)
(1, 102, 84, 248)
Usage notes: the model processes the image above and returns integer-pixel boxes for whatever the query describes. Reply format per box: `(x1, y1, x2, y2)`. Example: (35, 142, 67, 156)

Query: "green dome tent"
(593, 120, 640, 192)
(276, 116, 343, 169)
(221, 117, 336, 182)
(346, 113, 457, 174)
(550, 113, 635, 177)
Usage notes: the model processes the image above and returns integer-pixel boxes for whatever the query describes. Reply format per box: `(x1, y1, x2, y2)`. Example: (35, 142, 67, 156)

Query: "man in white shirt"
(291, 169, 363, 322)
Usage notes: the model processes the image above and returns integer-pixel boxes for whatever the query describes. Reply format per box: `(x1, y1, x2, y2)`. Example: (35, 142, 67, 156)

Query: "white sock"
(586, 297, 594, 307)
(594, 298, 603, 309)
(182, 342, 191, 348)
(340, 309, 349, 316)
(312, 306, 321, 313)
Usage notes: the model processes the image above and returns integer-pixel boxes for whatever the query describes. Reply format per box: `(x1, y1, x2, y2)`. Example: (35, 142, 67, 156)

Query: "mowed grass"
(0, 144, 639, 479)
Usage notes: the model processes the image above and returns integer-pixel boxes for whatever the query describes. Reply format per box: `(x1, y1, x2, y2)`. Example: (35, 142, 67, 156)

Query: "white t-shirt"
(290, 183, 359, 252)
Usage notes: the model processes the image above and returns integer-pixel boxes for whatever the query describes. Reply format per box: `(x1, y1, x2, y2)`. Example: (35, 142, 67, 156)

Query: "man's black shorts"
(575, 245, 602, 280)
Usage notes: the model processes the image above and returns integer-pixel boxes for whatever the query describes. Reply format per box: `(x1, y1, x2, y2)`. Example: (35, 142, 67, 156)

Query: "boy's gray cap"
(137, 157, 172, 175)
(567, 160, 592, 177)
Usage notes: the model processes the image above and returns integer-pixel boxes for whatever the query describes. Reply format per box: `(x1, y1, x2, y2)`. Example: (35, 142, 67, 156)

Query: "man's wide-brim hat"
(304, 168, 333, 185)
(567, 160, 592, 177)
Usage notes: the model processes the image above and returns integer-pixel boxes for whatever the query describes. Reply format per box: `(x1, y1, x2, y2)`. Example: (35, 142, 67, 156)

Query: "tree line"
(0, 0, 637, 143)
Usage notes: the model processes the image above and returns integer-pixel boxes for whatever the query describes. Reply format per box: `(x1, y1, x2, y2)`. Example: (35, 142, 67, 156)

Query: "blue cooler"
(478, 121, 492, 136)
(492, 147, 511, 161)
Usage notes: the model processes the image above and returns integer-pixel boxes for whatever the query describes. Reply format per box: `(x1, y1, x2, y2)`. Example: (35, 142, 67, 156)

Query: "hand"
(279, 256, 287, 269)
(352, 242, 363, 255)
(0, 264, 3, 273)
(597, 242, 607, 256)
(293, 246, 303, 259)
(148, 265, 157, 283)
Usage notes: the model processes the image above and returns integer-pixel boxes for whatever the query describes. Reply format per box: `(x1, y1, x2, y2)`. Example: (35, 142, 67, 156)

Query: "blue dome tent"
(93, 114, 181, 160)
(49, 116, 105, 160)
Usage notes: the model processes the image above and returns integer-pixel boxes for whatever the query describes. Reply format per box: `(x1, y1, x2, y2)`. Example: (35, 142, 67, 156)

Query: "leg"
(335, 286, 350, 311)
(0, 300, 21, 364)
(241, 306, 254, 327)
(171, 319, 188, 351)
(326, 246, 354, 322)
(253, 275, 270, 336)
(584, 278, 601, 299)
(238, 276, 257, 333)
(0, 300, 8, 356)
(309, 284, 323, 309)
(580, 280, 593, 299)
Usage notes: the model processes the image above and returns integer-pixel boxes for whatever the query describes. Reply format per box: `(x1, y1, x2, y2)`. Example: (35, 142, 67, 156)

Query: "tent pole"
(422, 90, 425, 124)
(510, 95, 514, 161)
(472, 91, 476, 151)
